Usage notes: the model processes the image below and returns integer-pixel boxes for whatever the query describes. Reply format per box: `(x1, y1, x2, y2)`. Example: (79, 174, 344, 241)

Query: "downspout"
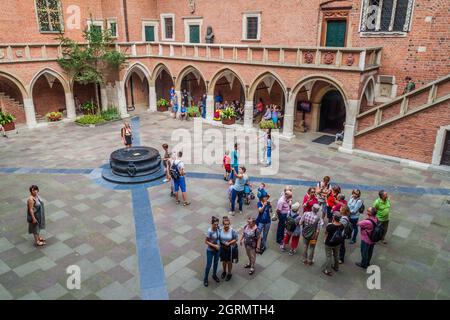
(122, 0, 130, 42)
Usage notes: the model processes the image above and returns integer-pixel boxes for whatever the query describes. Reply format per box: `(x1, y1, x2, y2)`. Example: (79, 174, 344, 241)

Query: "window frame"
(142, 20, 159, 42)
(183, 18, 203, 44)
(107, 18, 118, 38)
(34, 0, 65, 34)
(242, 12, 261, 42)
(87, 19, 104, 34)
(359, 0, 415, 37)
(160, 13, 175, 41)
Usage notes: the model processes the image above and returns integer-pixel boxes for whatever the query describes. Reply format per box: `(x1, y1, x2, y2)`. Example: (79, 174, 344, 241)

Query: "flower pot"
(157, 105, 168, 112)
(222, 117, 236, 125)
(3, 122, 15, 131)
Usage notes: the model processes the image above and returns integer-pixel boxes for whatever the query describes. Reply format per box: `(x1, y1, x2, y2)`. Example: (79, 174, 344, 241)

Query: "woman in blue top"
(204, 216, 221, 287)
(229, 166, 248, 216)
(348, 189, 363, 244)
(271, 105, 279, 128)
(266, 130, 273, 166)
(230, 143, 239, 181)
(256, 194, 272, 252)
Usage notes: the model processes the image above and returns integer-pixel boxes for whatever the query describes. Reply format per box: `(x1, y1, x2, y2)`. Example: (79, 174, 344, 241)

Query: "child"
(257, 183, 268, 201)
(180, 101, 187, 120)
(223, 151, 231, 181)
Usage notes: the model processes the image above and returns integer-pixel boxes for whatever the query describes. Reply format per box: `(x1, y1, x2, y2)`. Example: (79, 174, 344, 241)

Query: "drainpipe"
(122, 0, 130, 42)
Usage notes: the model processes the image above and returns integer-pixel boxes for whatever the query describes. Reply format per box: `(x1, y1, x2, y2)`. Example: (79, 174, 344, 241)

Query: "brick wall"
(354, 101, 450, 164)
(32, 77, 66, 118)
(0, 95, 26, 124)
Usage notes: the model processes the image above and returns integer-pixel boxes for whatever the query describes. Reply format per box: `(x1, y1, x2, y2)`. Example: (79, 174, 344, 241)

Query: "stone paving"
(0, 111, 449, 300)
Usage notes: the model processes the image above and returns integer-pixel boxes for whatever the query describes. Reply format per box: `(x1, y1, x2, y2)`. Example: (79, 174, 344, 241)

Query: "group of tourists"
(213, 92, 245, 121)
(255, 98, 283, 128)
(169, 87, 207, 121)
(203, 174, 391, 286)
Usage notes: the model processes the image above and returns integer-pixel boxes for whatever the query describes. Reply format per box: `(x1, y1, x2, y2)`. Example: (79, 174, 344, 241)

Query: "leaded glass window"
(164, 17, 173, 39)
(35, 0, 63, 33)
(246, 17, 258, 39)
(360, 0, 414, 33)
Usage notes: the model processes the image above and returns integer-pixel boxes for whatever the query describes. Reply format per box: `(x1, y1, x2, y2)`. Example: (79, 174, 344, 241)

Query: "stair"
(0, 92, 26, 123)
(355, 74, 450, 137)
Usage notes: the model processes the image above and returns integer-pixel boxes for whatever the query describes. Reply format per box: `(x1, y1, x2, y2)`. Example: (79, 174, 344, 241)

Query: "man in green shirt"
(403, 76, 416, 94)
(373, 190, 391, 244)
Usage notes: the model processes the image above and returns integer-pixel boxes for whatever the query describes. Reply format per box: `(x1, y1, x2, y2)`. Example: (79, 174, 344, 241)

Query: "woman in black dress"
(121, 121, 132, 148)
(27, 185, 46, 247)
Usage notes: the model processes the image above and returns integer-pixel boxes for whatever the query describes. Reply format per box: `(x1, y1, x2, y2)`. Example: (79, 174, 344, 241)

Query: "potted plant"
(46, 111, 63, 122)
(0, 111, 15, 131)
(187, 105, 200, 118)
(157, 98, 169, 112)
(259, 119, 275, 130)
(221, 107, 236, 125)
(81, 101, 96, 115)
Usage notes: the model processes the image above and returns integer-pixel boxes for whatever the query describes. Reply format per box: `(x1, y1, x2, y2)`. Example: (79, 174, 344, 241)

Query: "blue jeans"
(350, 217, 359, 242)
(230, 189, 244, 212)
(204, 249, 220, 281)
(258, 222, 271, 250)
(360, 240, 375, 268)
(201, 104, 206, 118)
(230, 165, 239, 181)
(276, 213, 287, 244)
(267, 147, 272, 165)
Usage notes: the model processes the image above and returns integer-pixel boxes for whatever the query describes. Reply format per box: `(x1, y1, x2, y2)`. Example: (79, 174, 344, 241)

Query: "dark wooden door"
(325, 20, 346, 47)
(441, 131, 450, 166)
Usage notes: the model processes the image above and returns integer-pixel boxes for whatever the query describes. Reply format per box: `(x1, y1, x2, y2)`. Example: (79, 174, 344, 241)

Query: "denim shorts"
(173, 176, 186, 192)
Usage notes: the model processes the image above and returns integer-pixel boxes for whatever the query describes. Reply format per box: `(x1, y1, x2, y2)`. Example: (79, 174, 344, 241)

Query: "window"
(360, 0, 414, 35)
(107, 19, 118, 38)
(242, 12, 261, 41)
(161, 14, 175, 41)
(184, 18, 203, 43)
(35, 0, 64, 33)
(142, 21, 159, 42)
(87, 20, 103, 35)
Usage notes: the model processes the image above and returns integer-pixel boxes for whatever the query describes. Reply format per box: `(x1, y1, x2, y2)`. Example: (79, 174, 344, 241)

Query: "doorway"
(441, 131, 450, 166)
(319, 90, 346, 134)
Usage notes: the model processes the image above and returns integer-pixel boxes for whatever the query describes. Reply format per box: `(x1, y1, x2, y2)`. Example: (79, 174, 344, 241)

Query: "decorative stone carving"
(347, 53, 355, 66)
(323, 10, 349, 18)
(205, 26, 214, 43)
(188, 0, 195, 14)
(16, 50, 23, 58)
(304, 51, 314, 64)
(323, 51, 334, 64)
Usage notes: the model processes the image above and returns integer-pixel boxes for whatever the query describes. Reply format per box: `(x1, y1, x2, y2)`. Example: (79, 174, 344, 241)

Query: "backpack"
(328, 224, 344, 245)
(358, 200, 365, 214)
(368, 219, 384, 243)
(342, 217, 353, 239)
(285, 213, 299, 233)
(302, 215, 320, 240)
(170, 161, 180, 180)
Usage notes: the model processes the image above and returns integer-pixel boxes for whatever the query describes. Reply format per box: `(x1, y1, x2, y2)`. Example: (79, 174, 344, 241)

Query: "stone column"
(244, 100, 254, 128)
(149, 85, 157, 112)
(65, 92, 76, 120)
(341, 99, 359, 151)
(310, 102, 320, 132)
(175, 90, 181, 106)
(23, 98, 37, 128)
(282, 98, 295, 138)
(116, 80, 129, 118)
(100, 86, 108, 111)
(205, 94, 214, 122)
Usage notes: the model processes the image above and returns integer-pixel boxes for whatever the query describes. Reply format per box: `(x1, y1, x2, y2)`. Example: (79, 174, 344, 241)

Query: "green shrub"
(0, 111, 15, 125)
(76, 114, 105, 125)
(259, 119, 275, 129)
(81, 101, 97, 114)
(157, 98, 169, 107)
(221, 107, 236, 119)
(187, 105, 200, 117)
(100, 107, 120, 121)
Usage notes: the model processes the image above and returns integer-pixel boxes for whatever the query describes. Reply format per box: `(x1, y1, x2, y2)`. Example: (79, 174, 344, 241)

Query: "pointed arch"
(29, 68, 70, 94)
(208, 67, 246, 99)
(150, 62, 174, 85)
(360, 76, 376, 108)
(123, 62, 151, 83)
(175, 65, 206, 91)
(291, 74, 348, 104)
(247, 71, 287, 101)
(0, 70, 29, 99)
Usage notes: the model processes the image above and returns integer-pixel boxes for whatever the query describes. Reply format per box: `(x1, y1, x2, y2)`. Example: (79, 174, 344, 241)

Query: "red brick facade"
(0, 0, 449, 166)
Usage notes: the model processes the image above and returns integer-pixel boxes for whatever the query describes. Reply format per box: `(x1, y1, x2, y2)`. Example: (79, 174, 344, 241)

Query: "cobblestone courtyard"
(1, 112, 449, 300)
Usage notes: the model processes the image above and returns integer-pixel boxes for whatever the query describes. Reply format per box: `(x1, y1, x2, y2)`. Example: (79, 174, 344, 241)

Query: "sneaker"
(204, 280, 208, 287)
(212, 275, 220, 283)
(355, 262, 367, 269)
(229, 211, 235, 216)
(288, 250, 295, 256)
(225, 274, 232, 281)
(221, 272, 227, 279)
(280, 245, 286, 252)
(238, 211, 243, 215)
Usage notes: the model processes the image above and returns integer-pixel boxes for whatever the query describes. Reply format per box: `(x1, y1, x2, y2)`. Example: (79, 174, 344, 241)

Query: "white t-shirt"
(173, 159, 185, 175)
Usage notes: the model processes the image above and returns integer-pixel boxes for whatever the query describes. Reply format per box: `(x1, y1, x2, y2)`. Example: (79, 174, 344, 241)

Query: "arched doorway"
(154, 68, 173, 102)
(125, 73, 149, 114)
(0, 73, 26, 124)
(31, 72, 67, 121)
(72, 81, 98, 115)
(249, 73, 286, 128)
(179, 70, 206, 107)
(319, 90, 346, 134)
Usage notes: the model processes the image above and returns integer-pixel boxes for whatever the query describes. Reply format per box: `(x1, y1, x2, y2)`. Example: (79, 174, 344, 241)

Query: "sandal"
(244, 263, 251, 269)
(249, 268, 255, 275)
(183, 201, 191, 206)
(39, 237, 46, 243)
(322, 270, 332, 277)
(175, 200, 181, 205)
(35, 240, 45, 247)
